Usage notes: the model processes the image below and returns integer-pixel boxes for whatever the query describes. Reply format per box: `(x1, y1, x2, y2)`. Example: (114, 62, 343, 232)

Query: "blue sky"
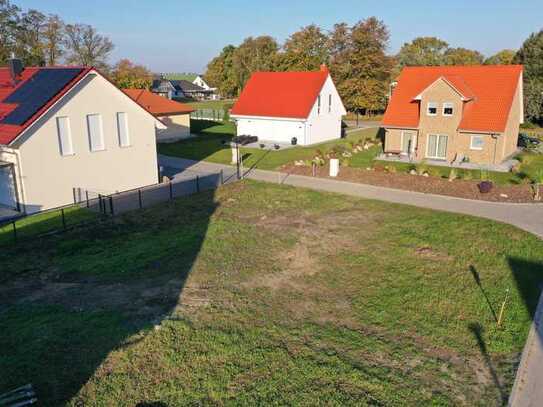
(17, 0, 543, 73)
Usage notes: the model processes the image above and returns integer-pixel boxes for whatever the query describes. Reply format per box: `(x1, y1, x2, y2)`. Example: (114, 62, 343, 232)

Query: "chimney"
(320, 64, 328, 73)
(8, 53, 24, 85)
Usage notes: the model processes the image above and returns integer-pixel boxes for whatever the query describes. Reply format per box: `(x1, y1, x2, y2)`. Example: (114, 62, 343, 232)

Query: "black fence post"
(196, 175, 200, 193)
(86, 191, 89, 208)
(109, 196, 114, 216)
(138, 189, 143, 209)
(12, 221, 16, 243)
(220, 169, 224, 185)
(98, 194, 103, 214)
(169, 181, 173, 200)
(61, 208, 66, 230)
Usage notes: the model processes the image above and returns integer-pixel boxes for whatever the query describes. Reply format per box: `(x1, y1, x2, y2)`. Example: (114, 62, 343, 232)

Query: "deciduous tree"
(396, 37, 449, 68)
(110, 59, 153, 89)
(444, 47, 484, 65)
(278, 24, 329, 71)
(484, 49, 516, 65)
(204, 45, 238, 98)
(514, 30, 543, 124)
(42, 14, 64, 65)
(232, 36, 278, 92)
(64, 23, 113, 69)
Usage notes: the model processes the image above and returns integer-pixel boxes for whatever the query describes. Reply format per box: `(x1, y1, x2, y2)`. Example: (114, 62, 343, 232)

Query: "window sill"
(470, 147, 483, 151)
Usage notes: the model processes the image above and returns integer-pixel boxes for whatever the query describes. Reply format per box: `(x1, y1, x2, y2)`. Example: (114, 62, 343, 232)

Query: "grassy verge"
(1, 181, 542, 405)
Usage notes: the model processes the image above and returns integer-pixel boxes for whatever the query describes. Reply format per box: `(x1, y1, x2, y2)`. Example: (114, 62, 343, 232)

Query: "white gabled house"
(0, 59, 164, 215)
(230, 65, 346, 146)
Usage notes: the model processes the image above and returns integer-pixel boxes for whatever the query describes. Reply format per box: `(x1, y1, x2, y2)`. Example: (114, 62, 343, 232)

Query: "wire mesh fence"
(190, 109, 226, 121)
(0, 168, 235, 246)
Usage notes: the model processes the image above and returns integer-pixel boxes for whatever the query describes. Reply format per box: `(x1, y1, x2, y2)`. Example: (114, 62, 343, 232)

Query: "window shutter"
(56, 116, 73, 156)
(117, 112, 130, 147)
(87, 114, 105, 152)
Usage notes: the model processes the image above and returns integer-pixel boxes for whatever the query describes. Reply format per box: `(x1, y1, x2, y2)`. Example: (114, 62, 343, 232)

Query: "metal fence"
(0, 169, 235, 246)
(76, 169, 234, 216)
(190, 109, 226, 121)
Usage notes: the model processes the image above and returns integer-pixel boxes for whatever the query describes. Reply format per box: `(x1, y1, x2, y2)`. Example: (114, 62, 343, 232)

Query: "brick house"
(381, 65, 524, 167)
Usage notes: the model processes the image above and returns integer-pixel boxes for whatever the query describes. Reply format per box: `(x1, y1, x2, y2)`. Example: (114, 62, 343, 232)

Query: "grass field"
(175, 98, 235, 111)
(1, 180, 543, 405)
(159, 120, 543, 185)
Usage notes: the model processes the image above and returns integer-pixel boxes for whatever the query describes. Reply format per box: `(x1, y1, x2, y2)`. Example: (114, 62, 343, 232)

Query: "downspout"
(0, 147, 26, 212)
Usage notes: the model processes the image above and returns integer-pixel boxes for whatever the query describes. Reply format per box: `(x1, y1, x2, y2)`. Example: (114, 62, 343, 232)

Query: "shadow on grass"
(0, 188, 220, 405)
(469, 265, 498, 323)
(468, 322, 507, 404)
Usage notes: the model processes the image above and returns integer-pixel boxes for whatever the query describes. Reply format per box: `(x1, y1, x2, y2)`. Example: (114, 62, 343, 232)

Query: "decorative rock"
(366, 167, 372, 171)
(422, 172, 429, 177)
(500, 193, 509, 198)
(409, 169, 417, 175)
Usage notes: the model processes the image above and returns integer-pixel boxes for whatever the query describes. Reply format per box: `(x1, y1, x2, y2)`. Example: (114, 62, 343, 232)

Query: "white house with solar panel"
(0, 58, 164, 215)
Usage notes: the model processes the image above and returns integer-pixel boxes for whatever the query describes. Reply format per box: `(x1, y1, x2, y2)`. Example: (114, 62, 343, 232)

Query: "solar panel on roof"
(1, 68, 83, 126)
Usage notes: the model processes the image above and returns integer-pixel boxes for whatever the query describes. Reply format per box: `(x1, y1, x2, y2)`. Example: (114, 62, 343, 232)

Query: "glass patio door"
(426, 134, 448, 159)
(401, 132, 414, 154)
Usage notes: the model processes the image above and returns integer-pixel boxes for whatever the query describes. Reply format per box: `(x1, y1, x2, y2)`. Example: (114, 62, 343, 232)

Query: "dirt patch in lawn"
(282, 164, 535, 203)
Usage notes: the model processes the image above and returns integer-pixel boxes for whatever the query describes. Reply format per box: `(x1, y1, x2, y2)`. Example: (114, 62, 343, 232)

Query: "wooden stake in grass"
(497, 288, 510, 328)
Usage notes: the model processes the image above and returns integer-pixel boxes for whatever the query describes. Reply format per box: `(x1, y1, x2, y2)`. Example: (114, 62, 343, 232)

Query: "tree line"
(0, 1, 153, 89)
(204, 19, 543, 124)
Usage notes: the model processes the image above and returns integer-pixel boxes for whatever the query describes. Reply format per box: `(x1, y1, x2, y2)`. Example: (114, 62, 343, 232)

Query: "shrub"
(479, 169, 490, 181)
(448, 168, 457, 181)
(463, 171, 474, 181)
(478, 181, 494, 193)
(520, 121, 539, 129)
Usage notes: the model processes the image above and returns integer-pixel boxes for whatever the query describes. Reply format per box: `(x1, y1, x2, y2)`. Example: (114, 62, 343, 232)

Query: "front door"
(402, 131, 414, 154)
(426, 134, 448, 160)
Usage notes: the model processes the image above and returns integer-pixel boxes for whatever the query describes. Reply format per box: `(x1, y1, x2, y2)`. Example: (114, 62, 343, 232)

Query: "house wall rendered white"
(233, 74, 345, 146)
(304, 75, 346, 144)
(236, 118, 306, 144)
(9, 72, 159, 213)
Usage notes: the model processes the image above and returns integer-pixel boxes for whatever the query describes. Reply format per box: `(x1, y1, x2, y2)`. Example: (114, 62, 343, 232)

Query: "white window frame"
(426, 134, 448, 159)
(56, 116, 74, 156)
(427, 102, 438, 116)
(470, 135, 484, 151)
(443, 102, 454, 117)
(116, 112, 130, 148)
(87, 114, 105, 152)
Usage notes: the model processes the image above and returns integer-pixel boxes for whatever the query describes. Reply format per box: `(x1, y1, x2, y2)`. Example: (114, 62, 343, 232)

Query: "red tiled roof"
(230, 67, 329, 119)
(0, 66, 92, 145)
(123, 89, 194, 116)
(382, 65, 523, 133)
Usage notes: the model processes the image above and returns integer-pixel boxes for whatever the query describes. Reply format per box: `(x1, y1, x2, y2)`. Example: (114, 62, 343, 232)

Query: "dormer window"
(443, 102, 454, 116)
(427, 102, 437, 116)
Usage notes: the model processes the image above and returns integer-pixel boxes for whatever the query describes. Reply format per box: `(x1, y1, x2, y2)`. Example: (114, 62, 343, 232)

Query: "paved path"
(158, 155, 543, 407)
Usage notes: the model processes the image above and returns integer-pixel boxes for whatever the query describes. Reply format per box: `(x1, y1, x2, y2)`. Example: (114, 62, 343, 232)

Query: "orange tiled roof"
(382, 65, 523, 133)
(231, 67, 329, 119)
(123, 89, 194, 116)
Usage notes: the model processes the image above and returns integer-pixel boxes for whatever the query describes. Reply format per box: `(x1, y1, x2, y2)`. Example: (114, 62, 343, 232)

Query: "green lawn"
(175, 99, 235, 111)
(158, 120, 381, 171)
(159, 120, 543, 185)
(1, 181, 542, 405)
(0, 206, 98, 246)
